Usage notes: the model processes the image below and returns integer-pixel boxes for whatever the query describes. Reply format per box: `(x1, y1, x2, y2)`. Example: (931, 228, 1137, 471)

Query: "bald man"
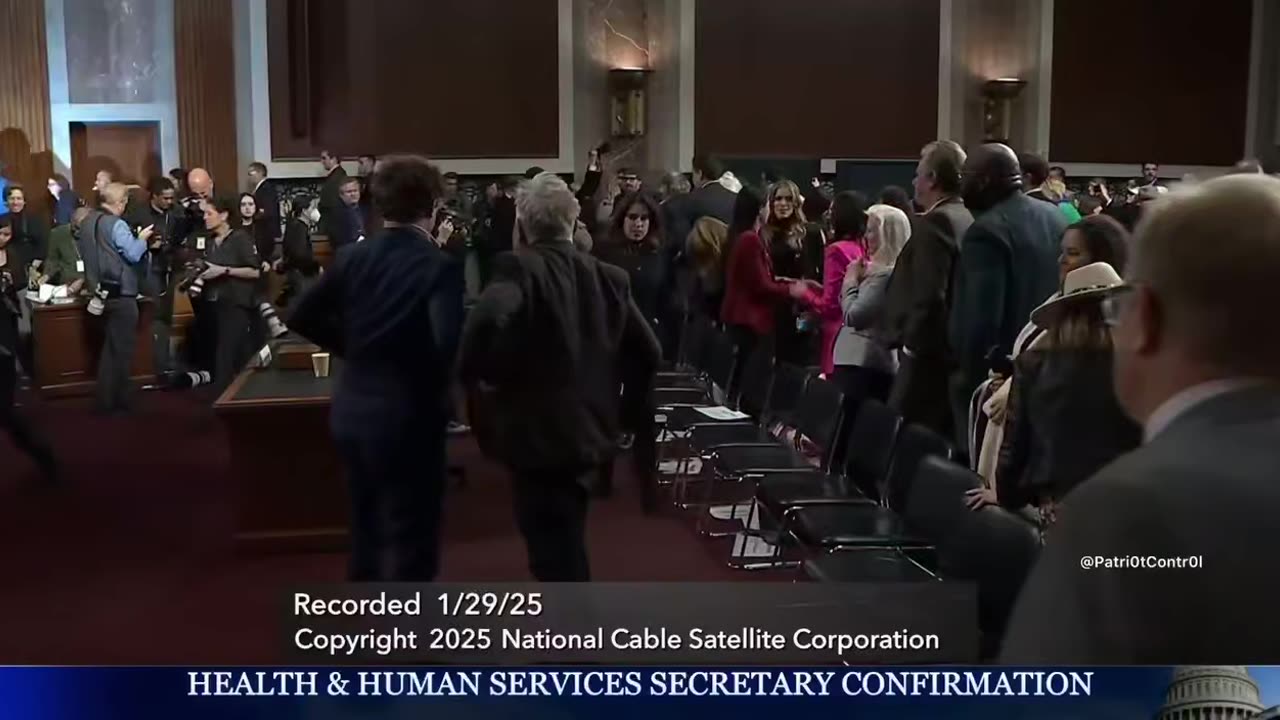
(186, 168, 213, 199)
(948, 143, 1066, 453)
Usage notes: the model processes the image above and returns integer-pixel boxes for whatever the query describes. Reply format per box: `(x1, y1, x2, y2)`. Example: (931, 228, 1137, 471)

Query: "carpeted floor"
(0, 389, 761, 664)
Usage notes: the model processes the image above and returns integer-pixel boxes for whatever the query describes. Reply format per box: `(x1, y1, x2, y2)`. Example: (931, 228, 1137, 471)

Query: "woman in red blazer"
(721, 186, 817, 374)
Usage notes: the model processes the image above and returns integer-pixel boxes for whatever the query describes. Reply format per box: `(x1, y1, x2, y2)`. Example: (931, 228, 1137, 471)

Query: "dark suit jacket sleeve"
(429, 257, 466, 371)
(458, 253, 525, 385)
(900, 213, 957, 355)
(950, 227, 1007, 400)
(288, 257, 346, 354)
(998, 468, 1192, 663)
(577, 169, 602, 205)
(623, 291, 662, 377)
(256, 184, 282, 240)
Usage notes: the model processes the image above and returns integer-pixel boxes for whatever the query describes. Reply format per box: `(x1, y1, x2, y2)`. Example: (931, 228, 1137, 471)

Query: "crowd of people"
(3, 141, 1279, 659)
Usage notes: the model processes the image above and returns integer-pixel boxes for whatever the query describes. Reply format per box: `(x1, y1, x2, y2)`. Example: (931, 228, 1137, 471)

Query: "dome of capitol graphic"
(1157, 666, 1264, 720)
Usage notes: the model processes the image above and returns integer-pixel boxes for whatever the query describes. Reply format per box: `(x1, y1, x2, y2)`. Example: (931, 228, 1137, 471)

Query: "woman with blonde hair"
(760, 179, 823, 364)
(832, 204, 909, 408)
(1042, 178, 1082, 223)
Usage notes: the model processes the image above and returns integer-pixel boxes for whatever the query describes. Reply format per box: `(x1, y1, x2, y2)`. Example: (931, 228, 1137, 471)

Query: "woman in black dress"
(197, 195, 262, 390)
(760, 179, 823, 366)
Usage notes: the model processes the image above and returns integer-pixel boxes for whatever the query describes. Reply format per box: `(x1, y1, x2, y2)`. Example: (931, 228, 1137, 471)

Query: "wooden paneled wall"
(0, 0, 53, 212)
(695, 0, 940, 160)
(175, 0, 239, 191)
(266, 0, 560, 160)
(1051, 0, 1252, 165)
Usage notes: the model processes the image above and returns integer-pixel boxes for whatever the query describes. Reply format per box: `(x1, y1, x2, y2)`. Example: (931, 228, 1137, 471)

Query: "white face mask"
(305, 208, 321, 224)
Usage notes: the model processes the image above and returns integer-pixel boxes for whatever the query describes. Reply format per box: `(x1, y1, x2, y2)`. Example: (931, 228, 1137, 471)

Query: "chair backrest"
(735, 347, 774, 417)
(763, 363, 808, 426)
(793, 375, 846, 471)
(903, 456, 982, 543)
(882, 423, 952, 513)
(704, 331, 738, 397)
(842, 399, 903, 503)
(936, 507, 1041, 657)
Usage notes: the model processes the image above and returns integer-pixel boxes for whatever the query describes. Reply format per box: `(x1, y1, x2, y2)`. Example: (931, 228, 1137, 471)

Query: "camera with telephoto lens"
(86, 284, 109, 316)
(177, 259, 208, 298)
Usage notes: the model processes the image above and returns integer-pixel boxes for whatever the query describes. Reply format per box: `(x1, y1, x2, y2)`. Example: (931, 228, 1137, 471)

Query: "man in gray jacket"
(1000, 174, 1280, 663)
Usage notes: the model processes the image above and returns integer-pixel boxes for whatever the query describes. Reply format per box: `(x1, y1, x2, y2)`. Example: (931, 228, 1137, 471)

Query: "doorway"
(69, 121, 162, 193)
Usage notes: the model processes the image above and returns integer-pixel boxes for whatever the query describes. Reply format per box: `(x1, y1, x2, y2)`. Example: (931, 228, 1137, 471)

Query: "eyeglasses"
(1100, 284, 1136, 327)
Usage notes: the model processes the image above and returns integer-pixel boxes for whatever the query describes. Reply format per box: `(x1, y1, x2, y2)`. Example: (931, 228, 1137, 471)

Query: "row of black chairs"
(652, 319, 1042, 658)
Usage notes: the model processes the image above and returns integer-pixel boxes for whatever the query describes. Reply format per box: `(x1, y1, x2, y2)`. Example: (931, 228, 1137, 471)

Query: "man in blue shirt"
(0, 160, 10, 217)
(79, 183, 151, 414)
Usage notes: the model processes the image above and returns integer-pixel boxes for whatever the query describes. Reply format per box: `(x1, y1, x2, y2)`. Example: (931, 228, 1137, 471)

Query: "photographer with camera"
(0, 218, 57, 483)
(76, 183, 151, 415)
(186, 195, 262, 392)
(126, 177, 186, 381)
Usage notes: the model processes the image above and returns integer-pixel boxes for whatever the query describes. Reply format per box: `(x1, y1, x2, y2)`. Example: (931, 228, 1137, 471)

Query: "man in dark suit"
(477, 176, 519, 287)
(882, 140, 973, 438)
(329, 177, 366, 252)
(1018, 152, 1054, 204)
(247, 162, 281, 260)
(289, 156, 464, 582)
(681, 154, 736, 233)
(1001, 174, 1280, 662)
(949, 143, 1066, 452)
(290, 158, 465, 584)
(459, 173, 661, 581)
(317, 149, 348, 241)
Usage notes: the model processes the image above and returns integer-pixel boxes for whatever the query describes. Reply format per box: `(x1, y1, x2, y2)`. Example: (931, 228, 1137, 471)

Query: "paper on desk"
(38, 284, 71, 303)
(694, 406, 749, 421)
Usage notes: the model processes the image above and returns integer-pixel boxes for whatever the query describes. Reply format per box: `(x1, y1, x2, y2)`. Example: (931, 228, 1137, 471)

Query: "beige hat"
(1030, 262, 1125, 328)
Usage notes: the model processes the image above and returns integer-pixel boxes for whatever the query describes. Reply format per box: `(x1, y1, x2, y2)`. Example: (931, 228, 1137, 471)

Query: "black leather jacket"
(997, 347, 1142, 508)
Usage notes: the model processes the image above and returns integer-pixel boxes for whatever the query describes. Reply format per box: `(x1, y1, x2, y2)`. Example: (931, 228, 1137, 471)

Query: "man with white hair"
(78, 183, 152, 414)
(460, 172, 661, 581)
(1001, 174, 1280, 663)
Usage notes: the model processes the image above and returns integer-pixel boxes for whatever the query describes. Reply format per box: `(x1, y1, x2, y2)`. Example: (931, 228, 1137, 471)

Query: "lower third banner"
(0, 666, 1265, 719)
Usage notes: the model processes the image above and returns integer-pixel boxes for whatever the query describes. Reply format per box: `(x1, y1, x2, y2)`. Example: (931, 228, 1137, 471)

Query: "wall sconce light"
(982, 78, 1027, 144)
(609, 68, 651, 139)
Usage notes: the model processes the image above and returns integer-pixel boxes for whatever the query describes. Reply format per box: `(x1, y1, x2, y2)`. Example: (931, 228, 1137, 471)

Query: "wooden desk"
(214, 359, 347, 553)
(30, 298, 156, 397)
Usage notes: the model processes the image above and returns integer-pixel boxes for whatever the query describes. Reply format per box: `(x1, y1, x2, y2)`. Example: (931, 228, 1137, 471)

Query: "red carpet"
(0, 389, 756, 664)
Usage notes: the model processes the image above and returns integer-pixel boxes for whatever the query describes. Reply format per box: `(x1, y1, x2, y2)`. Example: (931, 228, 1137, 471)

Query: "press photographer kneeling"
(80, 183, 150, 415)
(0, 218, 57, 483)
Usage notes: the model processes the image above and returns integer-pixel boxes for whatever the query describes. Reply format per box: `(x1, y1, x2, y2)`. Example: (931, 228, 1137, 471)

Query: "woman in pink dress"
(813, 191, 869, 376)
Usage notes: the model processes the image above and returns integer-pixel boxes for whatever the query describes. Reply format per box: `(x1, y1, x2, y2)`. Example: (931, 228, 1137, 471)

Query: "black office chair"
(754, 399, 901, 529)
(881, 423, 954, 512)
(694, 375, 844, 539)
(785, 455, 979, 553)
(706, 375, 845, 478)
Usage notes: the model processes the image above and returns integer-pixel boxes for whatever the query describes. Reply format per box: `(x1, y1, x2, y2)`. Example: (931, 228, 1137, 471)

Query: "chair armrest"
(777, 496, 875, 518)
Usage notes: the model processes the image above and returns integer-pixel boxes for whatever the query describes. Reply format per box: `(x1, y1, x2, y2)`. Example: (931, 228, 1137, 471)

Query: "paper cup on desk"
(311, 352, 331, 378)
